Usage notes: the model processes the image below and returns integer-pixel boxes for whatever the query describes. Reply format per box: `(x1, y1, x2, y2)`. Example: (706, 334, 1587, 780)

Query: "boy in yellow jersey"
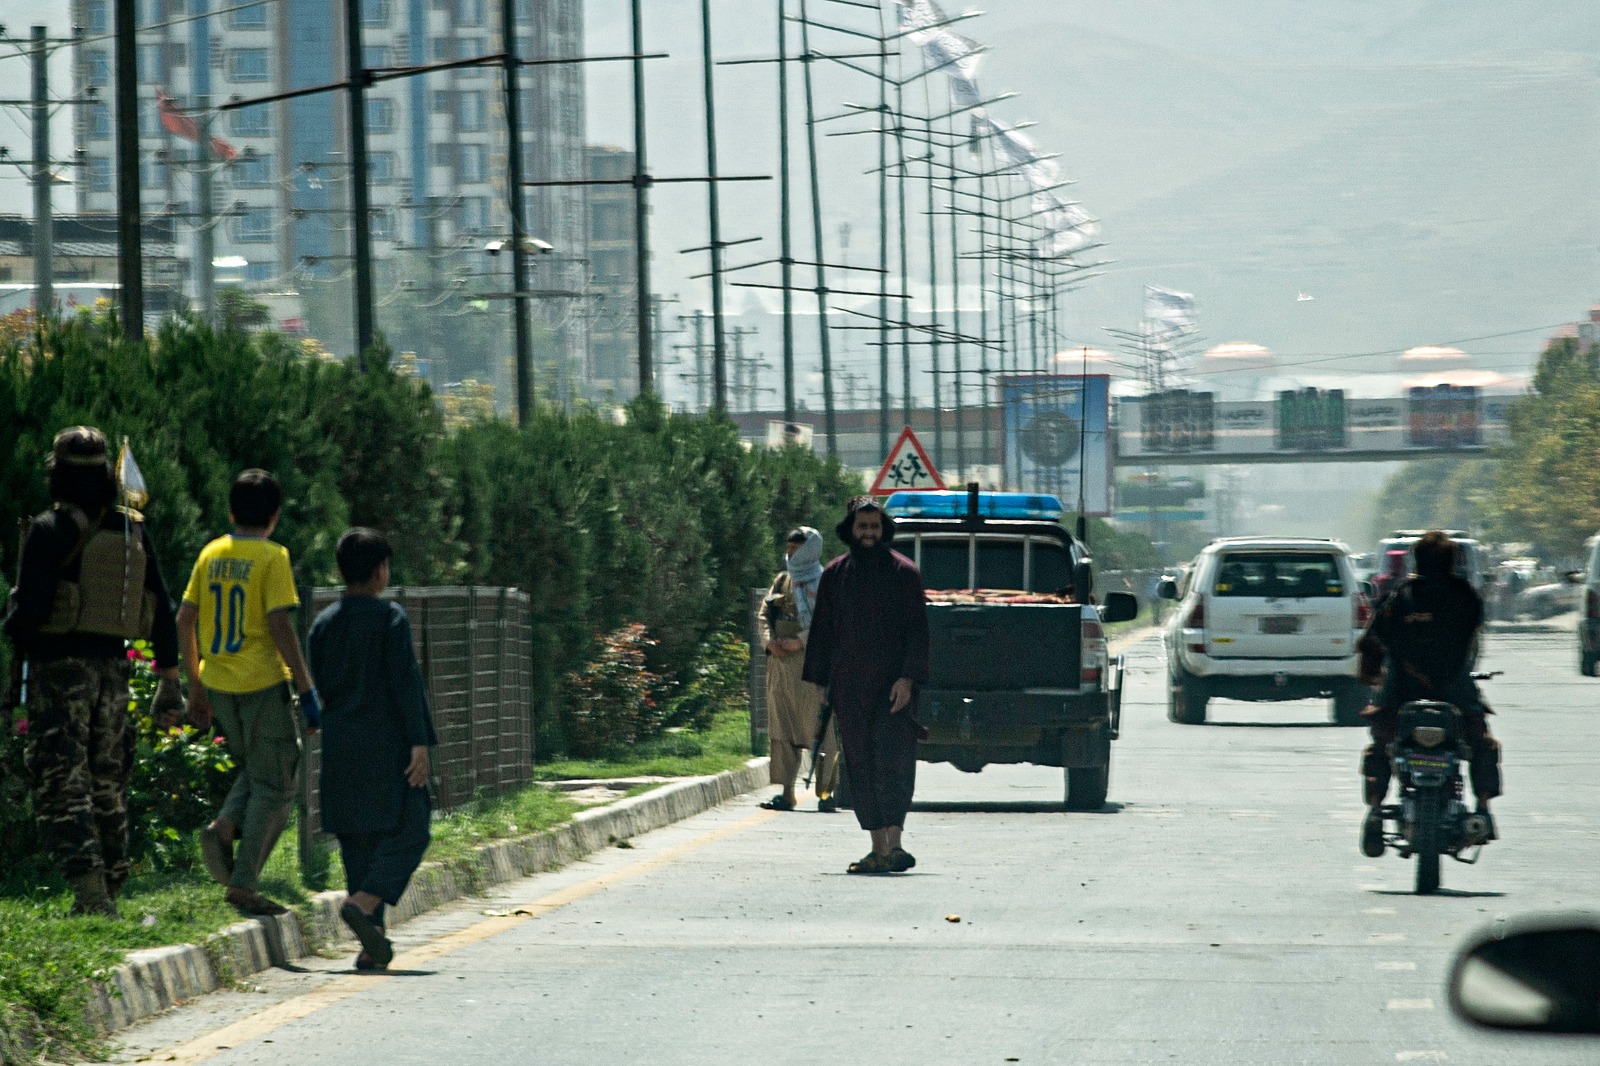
(176, 469, 321, 916)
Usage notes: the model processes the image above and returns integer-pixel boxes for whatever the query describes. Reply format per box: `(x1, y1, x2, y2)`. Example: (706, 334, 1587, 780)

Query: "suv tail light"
(1184, 597, 1206, 654)
(1354, 592, 1372, 629)
(1588, 589, 1600, 620)
(1081, 616, 1105, 685)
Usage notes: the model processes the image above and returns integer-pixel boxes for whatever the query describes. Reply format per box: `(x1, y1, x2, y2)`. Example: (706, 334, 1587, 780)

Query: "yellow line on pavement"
(155, 806, 779, 1065)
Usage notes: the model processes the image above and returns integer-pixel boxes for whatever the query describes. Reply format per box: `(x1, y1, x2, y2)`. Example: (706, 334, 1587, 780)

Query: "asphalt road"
(107, 628, 1600, 1065)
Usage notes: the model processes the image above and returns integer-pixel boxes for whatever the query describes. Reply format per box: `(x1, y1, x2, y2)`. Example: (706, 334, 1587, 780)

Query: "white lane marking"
(1370, 933, 1408, 942)
(1359, 883, 1390, 892)
(1377, 962, 1417, 972)
(1387, 998, 1434, 1010)
(1364, 907, 1397, 916)
(1228, 810, 1275, 818)
(1353, 864, 1379, 873)
(1395, 1052, 1447, 1063)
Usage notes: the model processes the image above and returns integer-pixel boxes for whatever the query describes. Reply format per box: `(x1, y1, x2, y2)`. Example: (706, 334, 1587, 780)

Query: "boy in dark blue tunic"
(308, 528, 438, 970)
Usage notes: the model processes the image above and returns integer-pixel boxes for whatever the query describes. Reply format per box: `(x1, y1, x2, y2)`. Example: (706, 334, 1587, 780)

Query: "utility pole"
(631, 0, 654, 396)
(776, 0, 795, 423)
(30, 26, 52, 316)
(797, 0, 837, 455)
(731, 324, 760, 411)
(691, 310, 708, 410)
(194, 96, 215, 325)
(343, 0, 375, 364)
(500, 0, 535, 424)
(699, 0, 727, 412)
(114, 0, 143, 339)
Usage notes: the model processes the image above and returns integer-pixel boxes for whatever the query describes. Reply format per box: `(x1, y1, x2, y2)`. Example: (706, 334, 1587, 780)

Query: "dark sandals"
(847, 851, 894, 874)
(340, 902, 395, 969)
(760, 795, 796, 811)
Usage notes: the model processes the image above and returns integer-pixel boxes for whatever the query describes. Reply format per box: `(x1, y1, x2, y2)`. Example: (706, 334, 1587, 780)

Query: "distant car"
(1578, 534, 1600, 675)
(1378, 530, 1487, 596)
(1158, 536, 1370, 726)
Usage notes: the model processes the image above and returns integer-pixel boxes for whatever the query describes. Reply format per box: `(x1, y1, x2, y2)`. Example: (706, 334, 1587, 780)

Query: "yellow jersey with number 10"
(182, 534, 299, 694)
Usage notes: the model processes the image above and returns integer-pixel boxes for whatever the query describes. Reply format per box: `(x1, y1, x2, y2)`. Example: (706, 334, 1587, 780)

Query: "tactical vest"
(766, 573, 802, 640)
(39, 506, 157, 641)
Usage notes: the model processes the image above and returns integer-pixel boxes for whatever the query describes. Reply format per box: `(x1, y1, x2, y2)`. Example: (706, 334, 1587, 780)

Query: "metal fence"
(297, 585, 534, 839)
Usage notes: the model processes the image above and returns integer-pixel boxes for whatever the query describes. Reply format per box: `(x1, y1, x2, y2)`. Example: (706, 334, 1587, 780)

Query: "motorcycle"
(1375, 672, 1499, 894)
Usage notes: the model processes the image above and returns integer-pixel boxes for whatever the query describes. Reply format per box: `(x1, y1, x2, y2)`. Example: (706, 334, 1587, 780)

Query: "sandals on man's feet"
(888, 847, 916, 872)
(355, 950, 389, 972)
(847, 851, 894, 875)
(760, 795, 796, 811)
(340, 903, 395, 968)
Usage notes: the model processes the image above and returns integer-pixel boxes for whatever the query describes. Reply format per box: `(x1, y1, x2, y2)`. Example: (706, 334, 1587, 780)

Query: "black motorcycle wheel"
(1414, 787, 1443, 895)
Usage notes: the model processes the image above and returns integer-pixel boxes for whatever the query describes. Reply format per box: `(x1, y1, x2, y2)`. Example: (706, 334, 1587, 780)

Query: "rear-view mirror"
(1156, 578, 1178, 601)
(1566, 571, 1585, 585)
(1449, 917, 1600, 1034)
(1100, 592, 1137, 624)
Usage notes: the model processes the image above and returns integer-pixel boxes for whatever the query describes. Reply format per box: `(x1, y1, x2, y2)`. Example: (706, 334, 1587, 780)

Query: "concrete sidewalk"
(90, 758, 770, 1034)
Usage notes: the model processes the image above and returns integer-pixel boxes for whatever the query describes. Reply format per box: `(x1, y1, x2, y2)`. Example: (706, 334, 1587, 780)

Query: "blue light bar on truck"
(883, 491, 1064, 521)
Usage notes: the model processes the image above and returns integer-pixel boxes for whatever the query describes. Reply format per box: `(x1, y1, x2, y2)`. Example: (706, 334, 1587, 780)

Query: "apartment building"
(70, 0, 588, 377)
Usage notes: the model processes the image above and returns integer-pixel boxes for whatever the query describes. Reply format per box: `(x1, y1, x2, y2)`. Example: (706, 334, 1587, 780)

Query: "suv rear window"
(1213, 552, 1345, 598)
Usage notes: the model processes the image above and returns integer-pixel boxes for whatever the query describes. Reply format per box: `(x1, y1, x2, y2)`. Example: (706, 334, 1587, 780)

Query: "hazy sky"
(4, 0, 1597, 382)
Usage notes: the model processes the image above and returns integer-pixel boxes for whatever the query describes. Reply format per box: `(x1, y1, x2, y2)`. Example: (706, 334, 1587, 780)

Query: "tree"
(1494, 337, 1600, 559)
(216, 287, 269, 332)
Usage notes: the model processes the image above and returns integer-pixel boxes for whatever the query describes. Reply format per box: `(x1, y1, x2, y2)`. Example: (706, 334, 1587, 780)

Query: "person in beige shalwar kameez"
(760, 528, 840, 811)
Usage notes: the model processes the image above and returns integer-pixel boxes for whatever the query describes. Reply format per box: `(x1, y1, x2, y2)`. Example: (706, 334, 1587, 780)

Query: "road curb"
(89, 757, 771, 1035)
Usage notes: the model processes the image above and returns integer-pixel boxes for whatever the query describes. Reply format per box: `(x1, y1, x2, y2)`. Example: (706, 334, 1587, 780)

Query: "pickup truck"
(884, 488, 1139, 810)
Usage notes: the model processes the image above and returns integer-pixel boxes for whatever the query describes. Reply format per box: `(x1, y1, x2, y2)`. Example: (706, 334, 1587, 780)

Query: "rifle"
(801, 699, 833, 791)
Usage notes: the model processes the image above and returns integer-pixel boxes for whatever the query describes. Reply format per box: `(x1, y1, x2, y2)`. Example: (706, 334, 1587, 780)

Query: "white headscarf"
(786, 527, 824, 632)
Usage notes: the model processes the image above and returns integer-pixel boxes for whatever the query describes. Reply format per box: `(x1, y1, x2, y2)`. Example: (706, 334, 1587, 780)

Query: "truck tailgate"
(927, 602, 1082, 690)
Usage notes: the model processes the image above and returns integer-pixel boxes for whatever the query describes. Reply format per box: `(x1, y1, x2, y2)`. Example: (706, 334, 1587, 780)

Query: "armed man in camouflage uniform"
(3, 427, 183, 916)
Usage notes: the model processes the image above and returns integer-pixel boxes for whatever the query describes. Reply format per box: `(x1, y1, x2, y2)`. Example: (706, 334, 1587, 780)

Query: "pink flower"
(13, 719, 27, 736)
(213, 735, 226, 745)
(127, 648, 140, 660)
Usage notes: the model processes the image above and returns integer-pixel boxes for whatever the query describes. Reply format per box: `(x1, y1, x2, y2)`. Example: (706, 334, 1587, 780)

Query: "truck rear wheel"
(1168, 672, 1208, 725)
(1064, 761, 1109, 811)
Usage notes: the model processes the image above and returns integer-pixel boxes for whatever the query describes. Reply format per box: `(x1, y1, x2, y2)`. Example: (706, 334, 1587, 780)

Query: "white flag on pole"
(1144, 285, 1198, 334)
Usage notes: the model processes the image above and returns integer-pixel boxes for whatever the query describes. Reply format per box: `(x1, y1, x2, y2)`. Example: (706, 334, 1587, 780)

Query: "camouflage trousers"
(25, 657, 135, 881)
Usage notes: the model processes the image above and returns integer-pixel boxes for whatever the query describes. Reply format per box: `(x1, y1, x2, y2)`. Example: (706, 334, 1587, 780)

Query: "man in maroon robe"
(802, 497, 930, 874)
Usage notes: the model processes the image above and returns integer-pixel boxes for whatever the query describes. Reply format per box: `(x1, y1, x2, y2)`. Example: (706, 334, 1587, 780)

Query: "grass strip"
(532, 709, 755, 782)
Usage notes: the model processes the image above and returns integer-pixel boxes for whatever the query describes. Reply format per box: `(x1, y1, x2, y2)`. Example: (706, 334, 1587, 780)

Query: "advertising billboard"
(1276, 388, 1347, 451)
(1407, 385, 1481, 448)
(1117, 387, 1506, 462)
(1000, 374, 1111, 515)
(1140, 390, 1215, 453)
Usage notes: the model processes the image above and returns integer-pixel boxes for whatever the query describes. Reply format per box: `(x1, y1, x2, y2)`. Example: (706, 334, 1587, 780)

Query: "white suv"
(1158, 537, 1370, 725)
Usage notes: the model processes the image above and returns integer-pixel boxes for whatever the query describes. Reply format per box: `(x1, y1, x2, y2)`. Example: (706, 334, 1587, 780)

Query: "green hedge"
(0, 310, 863, 757)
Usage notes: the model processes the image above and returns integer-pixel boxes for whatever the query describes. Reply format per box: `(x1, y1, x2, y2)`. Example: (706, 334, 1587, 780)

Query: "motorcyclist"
(1370, 549, 1409, 604)
(1356, 530, 1501, 858)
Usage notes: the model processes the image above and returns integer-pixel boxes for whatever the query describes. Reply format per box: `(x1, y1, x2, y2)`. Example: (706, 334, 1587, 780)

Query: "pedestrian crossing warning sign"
(869, 426, 944, 496)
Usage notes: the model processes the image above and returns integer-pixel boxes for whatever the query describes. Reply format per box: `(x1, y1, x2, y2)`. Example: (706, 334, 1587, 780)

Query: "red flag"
(157, 90, 200, 139)
(157, 89, 240, 161)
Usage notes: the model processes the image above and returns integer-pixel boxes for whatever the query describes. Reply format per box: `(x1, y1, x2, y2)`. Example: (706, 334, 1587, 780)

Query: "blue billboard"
(1000, 374, 1111, 516)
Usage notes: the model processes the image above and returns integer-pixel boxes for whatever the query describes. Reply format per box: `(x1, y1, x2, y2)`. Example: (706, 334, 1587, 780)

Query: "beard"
(848, 537, 889, 562)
